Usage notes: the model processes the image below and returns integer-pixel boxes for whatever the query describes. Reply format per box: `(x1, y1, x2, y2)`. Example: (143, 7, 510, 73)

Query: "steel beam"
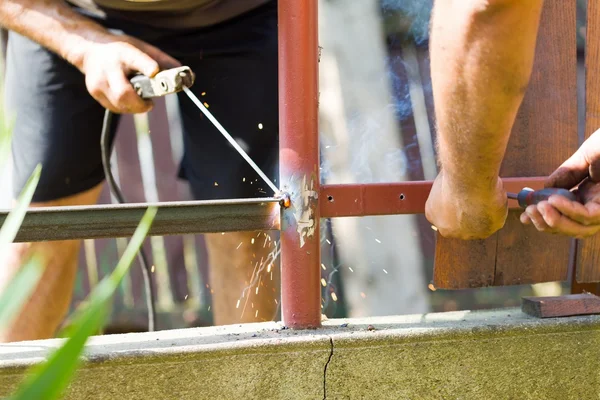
(3, 198, 280, 242)
(278, 0, 322, 329)
(320, 177, 547, 218)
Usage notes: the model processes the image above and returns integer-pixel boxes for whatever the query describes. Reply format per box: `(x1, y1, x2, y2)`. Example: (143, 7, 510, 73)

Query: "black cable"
(100, 109, 157, 332)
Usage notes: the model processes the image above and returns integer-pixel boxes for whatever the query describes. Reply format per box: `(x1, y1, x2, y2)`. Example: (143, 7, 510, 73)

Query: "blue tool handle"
(517, 188, 577, 208)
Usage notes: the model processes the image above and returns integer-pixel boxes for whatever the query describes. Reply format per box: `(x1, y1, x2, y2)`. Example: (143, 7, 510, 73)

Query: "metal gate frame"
(3, 1, 541, 329)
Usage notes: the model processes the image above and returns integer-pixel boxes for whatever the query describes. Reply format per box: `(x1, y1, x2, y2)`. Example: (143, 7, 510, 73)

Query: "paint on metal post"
(278, 0, 322, 329)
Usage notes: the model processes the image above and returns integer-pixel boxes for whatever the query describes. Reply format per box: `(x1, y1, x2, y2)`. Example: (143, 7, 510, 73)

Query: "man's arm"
(425, 0, 544, 239)
(0, 0, 180, 113)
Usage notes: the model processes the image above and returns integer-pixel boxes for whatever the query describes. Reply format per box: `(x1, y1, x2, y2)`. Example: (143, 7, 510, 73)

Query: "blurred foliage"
(0, 51, 158, 399)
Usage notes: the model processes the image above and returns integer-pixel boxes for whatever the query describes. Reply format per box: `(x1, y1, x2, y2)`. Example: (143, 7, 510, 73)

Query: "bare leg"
(205, 230, 280, 325)
(0, 184, 103, 343)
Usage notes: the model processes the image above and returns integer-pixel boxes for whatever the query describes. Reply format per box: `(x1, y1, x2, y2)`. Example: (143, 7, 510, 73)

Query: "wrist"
(442, 169, 502, 199)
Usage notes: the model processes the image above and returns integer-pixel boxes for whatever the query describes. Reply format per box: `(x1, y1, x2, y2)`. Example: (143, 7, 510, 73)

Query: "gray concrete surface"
(1, 308, 600, 399)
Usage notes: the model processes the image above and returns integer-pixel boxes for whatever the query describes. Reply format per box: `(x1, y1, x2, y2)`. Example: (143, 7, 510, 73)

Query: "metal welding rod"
(507, 188, 577, 209)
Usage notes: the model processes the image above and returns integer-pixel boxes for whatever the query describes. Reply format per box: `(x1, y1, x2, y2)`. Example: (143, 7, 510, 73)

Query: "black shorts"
(4, 0, 278, 202)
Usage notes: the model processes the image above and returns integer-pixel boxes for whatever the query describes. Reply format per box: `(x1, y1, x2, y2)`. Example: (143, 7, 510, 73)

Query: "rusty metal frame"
(5, 2, 551, 330)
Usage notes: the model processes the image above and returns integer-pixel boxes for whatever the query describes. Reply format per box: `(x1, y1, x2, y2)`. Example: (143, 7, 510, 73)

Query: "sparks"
(349, 267, 354, 272)
(214, 181, 218, 186)
(326, 239, 331, 245)
(375, 238, 382, 243)
(321, 278, 327, 287)
(255, 286, 259, 295)
(204, 102, 210, 108)
(255, 310, 259, 318)
(331, 292, 338, 302)
(201, 92, 206, 96)
(236, 299, 241, 308)
(321, 263, 326, 270)
(151, 265, 155, 273)
(258, 123, 264, 129)
(383, 269, 388, 274)
(251, 238, 255, 244)
(184, 294, 188, 300)
(243, 177, 246, 182)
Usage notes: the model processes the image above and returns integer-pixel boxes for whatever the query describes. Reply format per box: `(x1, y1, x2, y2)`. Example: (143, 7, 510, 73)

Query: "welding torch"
(507, 187, 578, 208)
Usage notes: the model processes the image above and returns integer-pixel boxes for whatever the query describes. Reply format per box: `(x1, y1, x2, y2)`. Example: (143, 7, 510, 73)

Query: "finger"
(538, 202, 600, 237)
(545, 148, 589, 189)
(525, 204, 550, 232)
(583, 129, 600, 182)
(86, 76, 117, 112)
(520, 212, 532, 225)
(118, 45, 161, 78)
(576, 178, 600, 203)
(547, 194, 600, 226)
(106, 69, 153, 114)
(135, 42, 181, 69)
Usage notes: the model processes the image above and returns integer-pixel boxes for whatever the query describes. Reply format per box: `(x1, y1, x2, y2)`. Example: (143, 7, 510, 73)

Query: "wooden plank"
(433, 0, 577, 288)
(575, 0, 600, 283)
(495, 0, 577, 285)
(522, 293, 600, 318)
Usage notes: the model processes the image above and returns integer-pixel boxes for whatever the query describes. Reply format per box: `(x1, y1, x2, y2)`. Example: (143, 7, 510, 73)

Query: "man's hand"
(80, 35, 181, 114)
(425, 171, 508, 240)
(521, 129, 600, 238)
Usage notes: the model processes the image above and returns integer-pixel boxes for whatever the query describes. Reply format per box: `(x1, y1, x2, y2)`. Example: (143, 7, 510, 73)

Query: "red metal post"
(278, 0, 321, 328)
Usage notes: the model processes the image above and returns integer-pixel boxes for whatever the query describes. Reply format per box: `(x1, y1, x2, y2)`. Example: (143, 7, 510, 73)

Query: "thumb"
(120, 45, 160, 78)
(546, 148, 589, 189)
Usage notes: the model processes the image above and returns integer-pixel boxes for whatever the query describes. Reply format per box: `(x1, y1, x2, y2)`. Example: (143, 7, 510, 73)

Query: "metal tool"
(182, 86, 280, 194)
(131, 66, 195, 99)
(507, 187, 578, 208)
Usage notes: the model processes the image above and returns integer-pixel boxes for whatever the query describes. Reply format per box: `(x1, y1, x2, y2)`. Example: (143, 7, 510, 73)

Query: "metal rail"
(319, 177, 547, 218)
(3, 198, 280, 242)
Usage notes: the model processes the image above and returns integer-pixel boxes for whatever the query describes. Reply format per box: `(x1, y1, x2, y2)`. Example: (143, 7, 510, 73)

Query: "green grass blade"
(9, 206, 157, 400)
(0, 164, 41, 256)
(0, 256, 44, 329)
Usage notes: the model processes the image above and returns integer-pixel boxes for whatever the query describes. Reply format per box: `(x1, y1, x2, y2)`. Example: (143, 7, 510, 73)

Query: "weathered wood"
(575, 0, 600, 283)
(433, 0, 577, 288)
(522, 293, 600, 318)
(495, 0, 577, 285)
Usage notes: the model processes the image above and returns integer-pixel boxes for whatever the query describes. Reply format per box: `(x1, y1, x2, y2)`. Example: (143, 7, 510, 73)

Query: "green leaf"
(0, 256, 44, 329)
(0, 164, 41, 256)
(9, 206, 157, 400)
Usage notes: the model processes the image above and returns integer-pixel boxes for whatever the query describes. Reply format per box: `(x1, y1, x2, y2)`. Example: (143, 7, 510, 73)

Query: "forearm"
(430, 0, 544, 194)
(0, 0, 114, 71)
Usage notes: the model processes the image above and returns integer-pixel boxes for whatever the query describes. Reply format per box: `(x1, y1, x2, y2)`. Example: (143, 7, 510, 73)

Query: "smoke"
(380, 0, 433, 46)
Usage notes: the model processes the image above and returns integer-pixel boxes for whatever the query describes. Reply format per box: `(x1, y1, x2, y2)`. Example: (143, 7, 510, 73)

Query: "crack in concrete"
(323, 336, 334, 399)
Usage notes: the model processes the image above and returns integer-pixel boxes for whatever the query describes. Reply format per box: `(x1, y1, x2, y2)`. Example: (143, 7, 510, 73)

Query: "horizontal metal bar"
(320, 177, 547, 218)
(3, 198, 281, 242)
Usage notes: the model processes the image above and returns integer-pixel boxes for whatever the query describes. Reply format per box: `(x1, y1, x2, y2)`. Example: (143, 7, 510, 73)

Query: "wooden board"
(522, 293, 600, 318)
(433, 0, 577, 289)
(575, 0, 600, 283)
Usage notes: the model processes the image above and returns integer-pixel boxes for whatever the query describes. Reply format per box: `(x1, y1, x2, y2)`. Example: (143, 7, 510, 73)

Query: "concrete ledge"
(1, 309, 600, 399)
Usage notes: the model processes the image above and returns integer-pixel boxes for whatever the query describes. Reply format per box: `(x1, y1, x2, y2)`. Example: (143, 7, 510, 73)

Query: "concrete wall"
(2, 309, 600, 399)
